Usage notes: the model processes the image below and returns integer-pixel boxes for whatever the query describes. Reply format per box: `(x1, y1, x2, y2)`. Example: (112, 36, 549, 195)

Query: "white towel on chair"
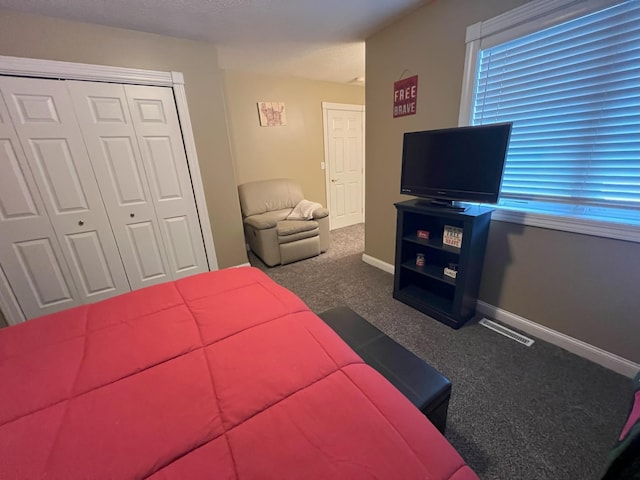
(287, 199, 322, 220)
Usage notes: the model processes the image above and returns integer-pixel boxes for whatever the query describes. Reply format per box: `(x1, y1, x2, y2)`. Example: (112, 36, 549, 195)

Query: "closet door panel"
(29, 138, 89, 213)
(13, 238, 74, 308)
(64, 231, 119, 296)
(0, 77, 130, 304)
(124, 85, 208, 278)
(0, 89, 80, 318)
(67, 81, 172, 290)
(164, 216, 198, 272)
(0, 138, 37, 221)
(126, 221, 167, 281)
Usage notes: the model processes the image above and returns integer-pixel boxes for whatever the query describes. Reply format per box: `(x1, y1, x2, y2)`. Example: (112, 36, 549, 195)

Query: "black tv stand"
(415, 199, 467, 212)
(393, 199, 494, 328)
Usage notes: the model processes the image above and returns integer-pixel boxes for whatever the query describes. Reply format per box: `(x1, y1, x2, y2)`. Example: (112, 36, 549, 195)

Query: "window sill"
(488, 206, 640, 244)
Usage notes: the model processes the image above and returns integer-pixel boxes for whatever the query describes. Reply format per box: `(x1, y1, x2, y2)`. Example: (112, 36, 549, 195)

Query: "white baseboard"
(362, 254, 395, 274)
(476, 301, 639, 378)
(231, 262, 252, 268)
(362, 253, 640, 378)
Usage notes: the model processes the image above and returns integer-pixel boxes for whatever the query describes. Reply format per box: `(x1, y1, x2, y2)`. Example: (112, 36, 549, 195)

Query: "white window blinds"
(472, 0, 640, 223)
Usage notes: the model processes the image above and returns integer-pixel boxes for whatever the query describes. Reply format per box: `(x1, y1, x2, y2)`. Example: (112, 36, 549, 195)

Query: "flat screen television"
(400, 123, 512, 210)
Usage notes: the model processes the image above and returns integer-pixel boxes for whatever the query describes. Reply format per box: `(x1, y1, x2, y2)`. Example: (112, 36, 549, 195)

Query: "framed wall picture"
(258, 101, 287, 126)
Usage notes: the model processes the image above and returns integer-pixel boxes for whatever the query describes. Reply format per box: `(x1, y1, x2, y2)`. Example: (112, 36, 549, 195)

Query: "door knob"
(78, 220, 84, 226)
(130, 213, 135, 218)
(331, 179, 337, 183)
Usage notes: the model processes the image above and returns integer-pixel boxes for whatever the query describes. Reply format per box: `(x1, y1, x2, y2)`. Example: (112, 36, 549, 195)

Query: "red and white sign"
(393, 75, 418, 118)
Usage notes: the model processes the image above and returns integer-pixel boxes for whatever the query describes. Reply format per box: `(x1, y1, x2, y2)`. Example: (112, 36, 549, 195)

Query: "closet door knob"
(130, 213, 135, 218)
(78, 220, 84, 226)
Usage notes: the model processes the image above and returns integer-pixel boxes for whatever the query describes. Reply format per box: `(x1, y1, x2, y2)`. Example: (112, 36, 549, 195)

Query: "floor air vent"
(479, 319, 535, 347)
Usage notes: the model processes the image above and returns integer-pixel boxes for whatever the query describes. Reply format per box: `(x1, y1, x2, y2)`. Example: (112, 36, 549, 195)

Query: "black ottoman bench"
(318, 306, 452, 434)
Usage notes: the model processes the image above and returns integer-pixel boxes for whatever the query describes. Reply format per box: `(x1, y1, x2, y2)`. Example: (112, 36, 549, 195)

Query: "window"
(460, 0, 640, 242)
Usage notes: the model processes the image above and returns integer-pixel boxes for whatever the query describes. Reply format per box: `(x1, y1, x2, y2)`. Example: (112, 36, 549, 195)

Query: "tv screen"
(400, 123, 512, 206)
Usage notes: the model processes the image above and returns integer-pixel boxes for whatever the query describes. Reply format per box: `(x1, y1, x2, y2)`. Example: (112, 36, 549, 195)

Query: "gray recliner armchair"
(238, 178, 330, 266)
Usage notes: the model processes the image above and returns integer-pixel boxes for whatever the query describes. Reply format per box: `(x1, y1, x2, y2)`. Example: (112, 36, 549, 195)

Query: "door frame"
(321, 102, 365, 230)
(0, 55, 219, 325)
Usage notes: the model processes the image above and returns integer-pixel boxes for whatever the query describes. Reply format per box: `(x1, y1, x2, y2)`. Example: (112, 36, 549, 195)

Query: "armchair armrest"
(312, 207, 329, 219)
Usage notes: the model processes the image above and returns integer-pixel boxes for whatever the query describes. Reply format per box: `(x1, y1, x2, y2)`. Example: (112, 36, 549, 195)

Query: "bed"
(0, 266, 477, 479)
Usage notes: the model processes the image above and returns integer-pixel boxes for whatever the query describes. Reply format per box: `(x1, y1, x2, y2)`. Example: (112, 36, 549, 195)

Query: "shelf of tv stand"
(400, 261, 456, 286)
(393, 199, 494, 329)
(394, 284, 454, 316)
(402, 235, 462, 255)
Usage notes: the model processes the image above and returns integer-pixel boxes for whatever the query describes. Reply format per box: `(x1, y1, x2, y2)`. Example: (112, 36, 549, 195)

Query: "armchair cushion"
(244, 209, 291, 230)
(277, 220, 318, 237)
(277, 224, 319, 245)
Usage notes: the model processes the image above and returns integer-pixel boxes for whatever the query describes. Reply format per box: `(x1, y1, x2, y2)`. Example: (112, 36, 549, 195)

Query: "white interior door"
(0, 76, 130, 308)
(324, 105, 364, 230)
(0, 90, 80, 318)
(67, 80, 173, 289)
(124, 84, 208, 279)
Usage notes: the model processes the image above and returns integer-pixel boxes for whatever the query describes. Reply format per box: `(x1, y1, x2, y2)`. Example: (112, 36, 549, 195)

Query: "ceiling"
(0, 0, 428, 84)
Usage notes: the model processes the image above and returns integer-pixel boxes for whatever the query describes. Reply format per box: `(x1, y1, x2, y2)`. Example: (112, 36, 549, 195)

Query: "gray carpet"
(249, 223, 632, 480)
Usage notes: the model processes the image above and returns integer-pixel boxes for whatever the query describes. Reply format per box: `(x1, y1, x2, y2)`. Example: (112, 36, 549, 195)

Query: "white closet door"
(0, 90, 81, 318)
(0, 76, 130, 307)
(124, 85, 208, 279)
(67, 81, 173, 290)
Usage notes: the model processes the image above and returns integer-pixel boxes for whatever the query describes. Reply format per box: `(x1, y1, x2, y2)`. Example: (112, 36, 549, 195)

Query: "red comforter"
(0, 267, 477, 479)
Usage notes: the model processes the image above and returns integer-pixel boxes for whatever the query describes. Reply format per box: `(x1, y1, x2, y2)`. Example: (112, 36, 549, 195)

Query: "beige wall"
(223, 70, 364, 205)
(365, 0, 640, 363)
(0, 8, 248, 268)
